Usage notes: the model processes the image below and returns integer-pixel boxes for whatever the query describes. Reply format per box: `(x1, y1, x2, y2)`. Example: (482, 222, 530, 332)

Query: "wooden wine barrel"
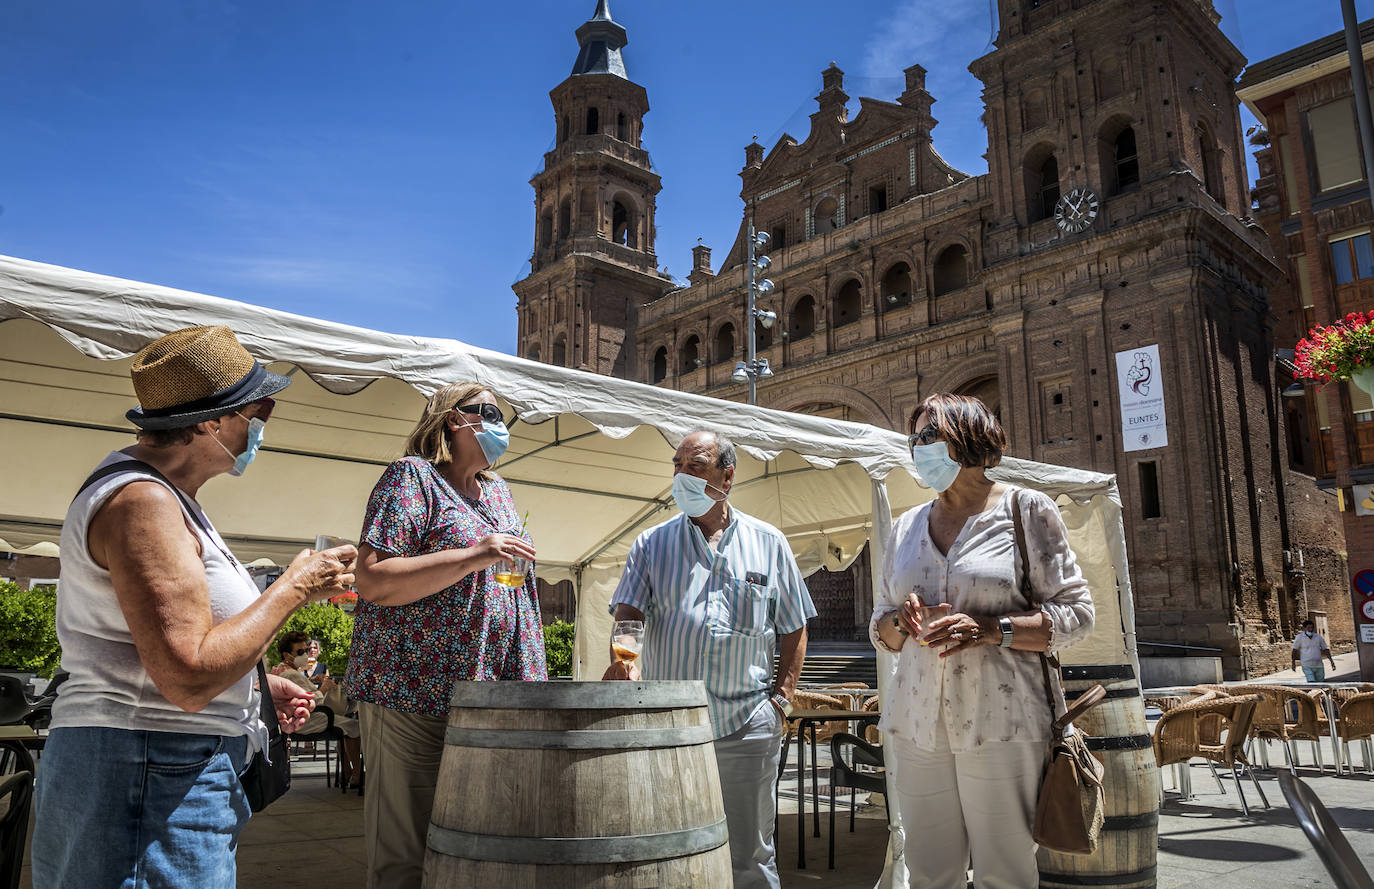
(1038, 663, 1160, 889)
(422, 680, 731, 889)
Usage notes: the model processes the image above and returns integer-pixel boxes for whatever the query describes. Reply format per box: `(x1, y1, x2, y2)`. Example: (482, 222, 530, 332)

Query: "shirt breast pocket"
(725, 576, 772, 634)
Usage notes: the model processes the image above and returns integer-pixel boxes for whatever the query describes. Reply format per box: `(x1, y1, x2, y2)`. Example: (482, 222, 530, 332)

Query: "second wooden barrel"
(422, 680, 731, 889)
(1038, 663, 1160, 889)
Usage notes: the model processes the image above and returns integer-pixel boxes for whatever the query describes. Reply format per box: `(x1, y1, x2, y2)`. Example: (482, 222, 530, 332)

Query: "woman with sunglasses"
(868, 393, 1094, 889)
(347, 381, 545, 889)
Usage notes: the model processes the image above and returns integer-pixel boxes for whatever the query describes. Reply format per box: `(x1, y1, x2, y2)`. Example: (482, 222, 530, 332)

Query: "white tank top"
(52, 452, 267, 750)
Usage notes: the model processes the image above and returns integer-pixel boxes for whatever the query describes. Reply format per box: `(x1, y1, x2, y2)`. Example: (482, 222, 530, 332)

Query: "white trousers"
(713, 702, 785, 889)
(889, 720, 1046, 889)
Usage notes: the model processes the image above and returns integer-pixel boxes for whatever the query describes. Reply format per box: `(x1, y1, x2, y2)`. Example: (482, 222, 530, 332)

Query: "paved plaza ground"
(14, 653, 1374, 887)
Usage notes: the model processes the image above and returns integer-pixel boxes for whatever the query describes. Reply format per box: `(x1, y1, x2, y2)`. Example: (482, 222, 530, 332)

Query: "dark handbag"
(75, 460, 291, 812)
(1011, 489, 1106, 855)
(240, 660, 292, 812)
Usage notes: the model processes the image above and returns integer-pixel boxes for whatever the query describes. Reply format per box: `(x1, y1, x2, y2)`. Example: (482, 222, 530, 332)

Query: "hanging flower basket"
(1294, 311, 1374, 394)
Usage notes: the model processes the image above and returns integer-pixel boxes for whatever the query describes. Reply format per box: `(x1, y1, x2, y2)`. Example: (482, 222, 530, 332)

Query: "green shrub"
(544, 619, 575, 677)
(0, 581, 61, 677)
(268, 603, 354, 675)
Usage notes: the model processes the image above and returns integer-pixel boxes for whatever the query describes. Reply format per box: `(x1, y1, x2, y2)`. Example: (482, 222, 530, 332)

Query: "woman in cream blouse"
(870, 394, 1094, 889)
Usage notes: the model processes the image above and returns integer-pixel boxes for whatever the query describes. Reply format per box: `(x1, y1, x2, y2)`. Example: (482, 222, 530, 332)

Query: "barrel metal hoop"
(444, 724, 715, 750)
(1103, 811, 1160, 830)
(1085, 734, 1153, 751)
(1061, 664, 1136, 681)
(426, 819, 730, 864)
(1039, 865, 1157, 886)
(448, 681, 709, 710)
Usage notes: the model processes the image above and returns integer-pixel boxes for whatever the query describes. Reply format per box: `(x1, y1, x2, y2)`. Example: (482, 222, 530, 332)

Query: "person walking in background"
(32, 325, 357, 889)
(870, 394, 1094, 889)
(602, 429, 815, 889)
(348, 381, 544, 889)
(1292, 619, 1337, 682)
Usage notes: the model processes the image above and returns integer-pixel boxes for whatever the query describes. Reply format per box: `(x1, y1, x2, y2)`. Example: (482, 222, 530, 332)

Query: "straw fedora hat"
(125, 326, 292, 430)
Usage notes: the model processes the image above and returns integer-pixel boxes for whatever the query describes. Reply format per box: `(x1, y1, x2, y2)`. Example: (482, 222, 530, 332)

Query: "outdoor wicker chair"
(1152, 692, 1269, 815)
(1245, 684, 1326, 773)
(862, 693, 881, 746)
(1330, 692, 1374, 775)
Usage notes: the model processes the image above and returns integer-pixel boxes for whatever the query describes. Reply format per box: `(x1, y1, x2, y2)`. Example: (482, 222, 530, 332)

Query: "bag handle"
(1011, 489, 1106, 736)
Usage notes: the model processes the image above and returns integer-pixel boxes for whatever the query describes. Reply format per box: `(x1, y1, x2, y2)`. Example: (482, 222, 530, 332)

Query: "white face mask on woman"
(910, 440, 962, 492)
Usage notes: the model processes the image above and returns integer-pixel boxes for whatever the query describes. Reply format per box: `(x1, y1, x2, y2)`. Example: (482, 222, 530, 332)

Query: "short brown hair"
(405, 381, 497, 477)
(136, 425, 197, 448)
(277, 630, 310, 659)
(909, 394, 1006, 468)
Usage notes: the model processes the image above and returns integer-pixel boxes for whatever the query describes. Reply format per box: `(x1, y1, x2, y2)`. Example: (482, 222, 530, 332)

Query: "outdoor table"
(0, 723, 44, 774)
(778, 707, 879, 869)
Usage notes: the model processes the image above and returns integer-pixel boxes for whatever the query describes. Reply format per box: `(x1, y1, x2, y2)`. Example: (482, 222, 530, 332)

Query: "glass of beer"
(612, 620, 644, 665)
(494, 556, 531, 588)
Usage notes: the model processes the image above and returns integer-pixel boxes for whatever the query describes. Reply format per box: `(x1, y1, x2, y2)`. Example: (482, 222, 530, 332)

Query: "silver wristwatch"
(771, 692, 794, 717)
(998, 616, 1014, 648)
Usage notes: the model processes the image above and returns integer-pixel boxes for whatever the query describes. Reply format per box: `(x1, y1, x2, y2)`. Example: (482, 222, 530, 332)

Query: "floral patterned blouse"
(345, 457, 547, 716)
(868, 487, 1094, 752)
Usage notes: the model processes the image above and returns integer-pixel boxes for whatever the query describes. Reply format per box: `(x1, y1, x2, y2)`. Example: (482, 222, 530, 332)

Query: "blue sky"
(0, 0, 1358, 353)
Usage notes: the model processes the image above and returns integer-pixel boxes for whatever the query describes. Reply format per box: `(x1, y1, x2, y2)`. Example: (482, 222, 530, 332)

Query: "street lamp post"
(733, 207, 777, 404)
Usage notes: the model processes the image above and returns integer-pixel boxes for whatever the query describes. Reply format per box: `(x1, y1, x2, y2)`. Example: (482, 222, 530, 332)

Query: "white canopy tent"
(0, 253, 1141, 884)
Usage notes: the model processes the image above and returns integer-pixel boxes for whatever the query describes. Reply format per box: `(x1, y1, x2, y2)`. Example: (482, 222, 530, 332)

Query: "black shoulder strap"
(74, 459, 235, 566)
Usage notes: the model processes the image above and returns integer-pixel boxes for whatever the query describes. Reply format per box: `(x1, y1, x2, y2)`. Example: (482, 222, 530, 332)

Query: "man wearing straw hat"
(31, 325, 358, 889)
(604, 429, 815, 889)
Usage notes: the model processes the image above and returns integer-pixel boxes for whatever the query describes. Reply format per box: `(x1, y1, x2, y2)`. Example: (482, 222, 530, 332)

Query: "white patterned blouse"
(868, 487, 1094, 753)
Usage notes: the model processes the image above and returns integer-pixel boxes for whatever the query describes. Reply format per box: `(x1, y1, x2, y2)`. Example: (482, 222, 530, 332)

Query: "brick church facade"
(514, 0, 1351, 676)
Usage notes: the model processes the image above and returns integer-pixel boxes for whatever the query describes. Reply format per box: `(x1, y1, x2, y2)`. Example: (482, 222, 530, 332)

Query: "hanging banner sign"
(1355, 484, 1374, 517)
(1115, 344, 1168, 452)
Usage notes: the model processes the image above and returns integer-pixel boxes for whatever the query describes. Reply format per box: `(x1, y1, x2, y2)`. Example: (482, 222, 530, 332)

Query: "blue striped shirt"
(610, 509, 817, 737)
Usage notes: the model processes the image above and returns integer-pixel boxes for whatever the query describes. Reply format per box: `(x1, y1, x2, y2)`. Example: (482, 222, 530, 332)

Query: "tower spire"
(571, 0, 630, 78)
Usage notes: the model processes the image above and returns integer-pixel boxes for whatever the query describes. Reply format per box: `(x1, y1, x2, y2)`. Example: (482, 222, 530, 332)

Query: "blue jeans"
(32, 726, 251, 889)
(1302, 665, 1326, 682)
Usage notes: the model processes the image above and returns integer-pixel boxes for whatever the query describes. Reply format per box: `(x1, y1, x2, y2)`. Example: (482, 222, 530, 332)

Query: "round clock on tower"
(1054, 187, 1099, 234)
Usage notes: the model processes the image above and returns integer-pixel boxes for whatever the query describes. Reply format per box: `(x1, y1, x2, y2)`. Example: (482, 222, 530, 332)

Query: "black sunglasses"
(289, 647, 308, 656)
(457, 403, 505, 426)
(907, 422, 940, 448)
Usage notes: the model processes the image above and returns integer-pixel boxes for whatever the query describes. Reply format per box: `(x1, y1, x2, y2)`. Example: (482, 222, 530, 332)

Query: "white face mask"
(910, 440, 962, 492)
(671, 472, 727, 517)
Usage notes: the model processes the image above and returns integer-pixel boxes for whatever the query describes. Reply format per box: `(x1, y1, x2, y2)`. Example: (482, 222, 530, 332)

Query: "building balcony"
(541, 134, 654, 173)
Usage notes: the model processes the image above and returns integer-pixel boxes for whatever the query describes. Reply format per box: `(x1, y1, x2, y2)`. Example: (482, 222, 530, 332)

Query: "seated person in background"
(276, 631, 363, 788)
(307, 638, 330, 684)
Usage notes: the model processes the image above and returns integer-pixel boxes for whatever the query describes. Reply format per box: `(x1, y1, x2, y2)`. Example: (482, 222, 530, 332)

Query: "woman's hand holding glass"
(897, 594, 951, 643)
(279, 544, 358, 603)
(469, 533, 536, 574)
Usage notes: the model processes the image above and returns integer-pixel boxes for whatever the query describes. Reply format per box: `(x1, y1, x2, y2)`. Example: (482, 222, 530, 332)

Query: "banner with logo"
(1115, 344, 1168, 452)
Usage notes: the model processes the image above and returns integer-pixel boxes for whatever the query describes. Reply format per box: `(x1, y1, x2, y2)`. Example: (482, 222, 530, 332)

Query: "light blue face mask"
(671, 472, 726, 517)
(911, 440, 962, 492)
(461, 418, 510, 466)
(213, 414, 266, 477)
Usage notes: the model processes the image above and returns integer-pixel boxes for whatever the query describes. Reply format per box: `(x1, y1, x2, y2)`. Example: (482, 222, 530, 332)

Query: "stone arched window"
(1196, 121, 1223, 202)
(881, 262, 912, 311)
(813, 197, 838, 235)
(558, 197, 573, 240)
(789, 295, 816, 339)
(586, 106, 599, 135)
(617, 112, 628, 141)
(539, 207, 553, 250)
(714, 323, 736, 364)
(755, 317, 774, 351)
(1023, 145, 1060, 221)
(552, 335, 567, 367)
(652, 346, 668, 383)
(679, 335, 702, 374)
(612, 197, 637, 247)
(1100, 120, 1139, 195)
(527, 343, 542, 363)
(833, 279, 862, 327)
(932, 245, 969, 296)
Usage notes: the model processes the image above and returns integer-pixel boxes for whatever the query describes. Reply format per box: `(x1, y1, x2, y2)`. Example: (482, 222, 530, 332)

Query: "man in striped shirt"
(605, 429, 815, 889)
